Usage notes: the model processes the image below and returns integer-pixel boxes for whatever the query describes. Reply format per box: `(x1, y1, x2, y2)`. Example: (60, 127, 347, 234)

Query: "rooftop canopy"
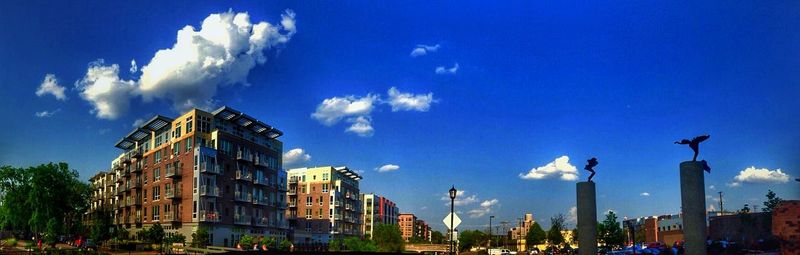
(114, 115, 174, 150)
(212, 106, 283, 139)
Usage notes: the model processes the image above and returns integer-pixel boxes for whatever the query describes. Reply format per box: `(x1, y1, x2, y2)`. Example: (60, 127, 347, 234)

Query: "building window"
(154, 168, 161, 181)
(306, 197, 312, 206)
(319, 196, 323, 206)
(322, 184, 329, 193)
(153, 186, 161, 200)
(185, 137, 193, 152)
(305, 209, 311, 219)
(186, 117, 193, 133)
(319, 208, 323, 219)
(153, 205, 160, 221)
(322, 173, 329, 181)
(155, 151, 161, 163)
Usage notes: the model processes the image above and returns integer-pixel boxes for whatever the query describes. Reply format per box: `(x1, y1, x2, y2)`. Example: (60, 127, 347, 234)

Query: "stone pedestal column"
(680, 161, 708, 255)
(577, 181, 597, 255)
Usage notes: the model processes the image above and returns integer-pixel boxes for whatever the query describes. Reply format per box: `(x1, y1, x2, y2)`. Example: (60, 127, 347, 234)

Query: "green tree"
(90, 209, 113, 244)
(431, 230, 445, 244)
(191, 227, 209, 248)
(45, 218, 61, 246)
(763, 190, 784, 212)
(458, 229, 486, 251)
(0, 163, 91, 237)
(598, 211, 624, 248)
(239, 234, 255, 248)
(372, 224, 404, 252)
(546, 214, 566, 248)
(526, 221, 547, 249)
(570, 228, 578, 245)
(328, 238, 342, 251)
(342, 237, 377, 252)
(739, 204, 751, 214)
(279, 239, 292, 251)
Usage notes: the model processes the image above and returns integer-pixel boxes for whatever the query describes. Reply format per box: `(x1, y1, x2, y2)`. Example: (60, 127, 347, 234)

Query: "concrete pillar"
(577, 181, 597, 255)
(680, 161, 708, 255)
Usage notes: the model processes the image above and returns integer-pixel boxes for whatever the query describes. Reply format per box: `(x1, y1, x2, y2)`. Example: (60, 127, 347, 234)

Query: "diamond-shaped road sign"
(443, 212, 462, 230)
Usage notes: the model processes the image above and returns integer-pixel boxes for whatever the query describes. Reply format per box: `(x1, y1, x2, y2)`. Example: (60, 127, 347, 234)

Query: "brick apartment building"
(361, 193, 399, 238)
(86, 171, 118, 225)
(510, 213, 535, 251)
(286, 166, 362, 244)
(415, 219, 431, 242)
(399, 213, 417, 242)
(93, 106, 288, 247)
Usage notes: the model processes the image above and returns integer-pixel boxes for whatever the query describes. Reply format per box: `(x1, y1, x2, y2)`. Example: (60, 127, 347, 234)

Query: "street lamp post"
(449, 186, 457, 255)
(489, 215, 494, 249)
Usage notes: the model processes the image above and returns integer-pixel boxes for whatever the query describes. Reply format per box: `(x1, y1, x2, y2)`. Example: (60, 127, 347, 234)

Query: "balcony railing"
(287, 189, 297, 195)
(253, 176, 268, 185)
(199, 186, 220, 197)
(254, 156, 268, 167)
(254, 217, 269, 227)
(162, 212, 179, 222)
(199, 164, 220, 174)
(234, 214, 250, 225)
(122, 153, 132, 163)
(132, 147, 143, 158)
(234, 191, 252, 202)
(165, 167, 181, 178)
(165, 188, 181, 199)
(236, 151, 252, 162)
(113, 162, 123, 170)
(288, 178, 298, 184)
(253, 196, 269, 205)
(288, 202, 297, 207)
(199, 210, 221, 222)
(235, 170, 252, 181)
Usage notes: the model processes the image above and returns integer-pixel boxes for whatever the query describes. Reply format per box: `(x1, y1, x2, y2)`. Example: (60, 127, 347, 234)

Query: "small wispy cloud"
(410, 44, 440, 57)
(376, 164, 400, 173)
(35, 74, 67, 101)
(435, 62, 459, 74)
(640, 192, 650, 196)
(34, 109, 61, 118)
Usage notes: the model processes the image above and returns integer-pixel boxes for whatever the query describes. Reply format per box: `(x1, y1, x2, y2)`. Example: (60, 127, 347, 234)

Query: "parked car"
(489, 248, 513, 255)
(82, 239, 97, 251)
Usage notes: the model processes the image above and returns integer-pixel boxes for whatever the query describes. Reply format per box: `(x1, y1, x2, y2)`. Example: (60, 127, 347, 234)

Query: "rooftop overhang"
(212, 106, 283, 139)
(335, 166, 362, 180)
(115, 115, 174, 150)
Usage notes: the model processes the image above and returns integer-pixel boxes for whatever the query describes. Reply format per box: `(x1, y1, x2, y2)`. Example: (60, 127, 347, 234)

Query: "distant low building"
(361, 193, 399, 238)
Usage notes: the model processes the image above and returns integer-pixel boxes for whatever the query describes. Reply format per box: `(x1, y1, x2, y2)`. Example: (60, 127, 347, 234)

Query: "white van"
(488, 248, 512, 255)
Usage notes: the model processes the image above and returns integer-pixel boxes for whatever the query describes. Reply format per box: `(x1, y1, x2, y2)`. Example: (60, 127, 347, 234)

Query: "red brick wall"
(772, 200, 799, 255)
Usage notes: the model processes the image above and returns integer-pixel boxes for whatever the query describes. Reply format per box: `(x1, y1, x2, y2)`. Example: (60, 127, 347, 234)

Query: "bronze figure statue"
(584, 157, 598, 182)
(675, 135, 710, 161)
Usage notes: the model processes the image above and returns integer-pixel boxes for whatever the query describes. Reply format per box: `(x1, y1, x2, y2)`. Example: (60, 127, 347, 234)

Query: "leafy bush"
(279, 239, 292, 251)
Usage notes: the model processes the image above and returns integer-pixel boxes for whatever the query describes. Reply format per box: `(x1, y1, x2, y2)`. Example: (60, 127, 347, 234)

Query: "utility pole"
(718, 191, 724, 213)
(501, 221, 509, 249)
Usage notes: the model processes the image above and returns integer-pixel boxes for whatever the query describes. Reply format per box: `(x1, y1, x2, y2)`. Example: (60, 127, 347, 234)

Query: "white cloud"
(640, 192, 650, 196)
(567, 206, 577, 224)
(311, 87, 435, 137)
(732, 166, 790, 184)
(519, 156, 579, 181)
(708, 204, 717, 212)
(435, 63, 459, 74)
(376, 164, 400, 173)
(410, 44, 440, 57)
(387, 87, 435, 112)
(726, 182, 741, 188)
(709, 185, 715, 190)
(469, 198, 499, 218)
(346, 116, 374, 137)
(34, 109, 60, 118)
(283, 148, 311, 167)
(311, 94, 379, 126)
(130, 59, 138, 73)
(75, 60, 137, 120)
(74, 10, 297, 119)
(137, 10, 296, 112)
(36, 74, 67, 101)
(441, 190, 478, 206)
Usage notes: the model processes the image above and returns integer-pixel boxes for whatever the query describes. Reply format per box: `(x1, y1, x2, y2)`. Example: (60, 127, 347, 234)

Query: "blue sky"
(1, 1, 798, 231)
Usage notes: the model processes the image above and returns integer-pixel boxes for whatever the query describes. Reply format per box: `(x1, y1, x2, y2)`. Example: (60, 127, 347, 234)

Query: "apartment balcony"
(131, 180, 142, 189)
(113, 162, 123, 170)
(130, 197, 142, 206)
(234, 214, 250, 225)
(253, 176, 268, 185)
(199, 186, 220, 197)
(122, 153, 132, 163)
(253, 196, 269, 205)
(234, 191, 252, 202)
(199, 210, 221, 223)
(235, 170, 252, 181)
(253, 217, 269, 227)
(199, 164, 220, 174)
(288, 202, 297, 207)
(165, 188, 182, 199)
(132, 147, 143, 158)
(288, 178, 298, 184)
(287, 189, 297, 195)
(254, 157, 268, 167)
(236, 150, 252, 162)
(165, 167, 181, 178)
(162, 212, 179, 222)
